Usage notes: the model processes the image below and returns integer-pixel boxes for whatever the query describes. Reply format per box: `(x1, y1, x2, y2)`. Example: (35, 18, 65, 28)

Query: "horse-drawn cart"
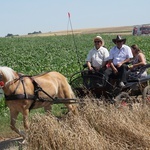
(70, 64, 150, 108)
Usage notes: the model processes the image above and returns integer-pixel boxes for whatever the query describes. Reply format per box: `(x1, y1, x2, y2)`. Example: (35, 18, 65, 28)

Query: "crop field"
(0, 32, 150, 149)
(0, 33, 150, 78)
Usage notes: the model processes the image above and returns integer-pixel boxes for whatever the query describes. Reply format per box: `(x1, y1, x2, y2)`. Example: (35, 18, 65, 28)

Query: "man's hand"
(116, 62, 122, 68)
(110, 61, 118, 74)
(88, 67, 94, 71)
(113, 67, 118, 74)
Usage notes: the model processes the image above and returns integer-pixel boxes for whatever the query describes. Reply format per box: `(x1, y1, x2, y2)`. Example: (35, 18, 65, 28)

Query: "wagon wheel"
(142, 85, 150, 105)
(114, 92, 133, 110)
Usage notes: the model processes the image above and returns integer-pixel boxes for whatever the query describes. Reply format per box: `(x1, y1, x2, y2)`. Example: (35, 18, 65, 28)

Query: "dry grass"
(22, 25, 133, 37)
(27, 99, 150, 150)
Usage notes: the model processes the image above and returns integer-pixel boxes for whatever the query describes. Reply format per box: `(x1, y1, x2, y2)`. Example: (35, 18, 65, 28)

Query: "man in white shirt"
(104, 35, 133, 87)
(86, 36, 109, 72)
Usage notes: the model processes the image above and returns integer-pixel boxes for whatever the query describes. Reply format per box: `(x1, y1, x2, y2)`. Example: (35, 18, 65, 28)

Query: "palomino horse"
(0, 66, 78, 140)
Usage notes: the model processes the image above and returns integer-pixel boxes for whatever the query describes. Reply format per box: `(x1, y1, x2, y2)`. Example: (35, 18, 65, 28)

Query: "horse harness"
(4, 74, 55, 110)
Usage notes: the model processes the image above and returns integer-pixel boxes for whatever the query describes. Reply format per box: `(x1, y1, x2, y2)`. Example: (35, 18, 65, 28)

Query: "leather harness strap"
(4, 74, 57, 110)
(4, 75, 41, 111)
(5, 75, 36, 101)
(5, 76, 35, 99)
(4, 74, 77, 110)
(5, 94, 35, 100)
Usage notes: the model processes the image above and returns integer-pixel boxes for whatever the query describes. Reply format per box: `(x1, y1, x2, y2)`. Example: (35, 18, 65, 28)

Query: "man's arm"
(109, 60, 118, 74)
(86, 61, 93, 71)
(117, 58, 131, 68)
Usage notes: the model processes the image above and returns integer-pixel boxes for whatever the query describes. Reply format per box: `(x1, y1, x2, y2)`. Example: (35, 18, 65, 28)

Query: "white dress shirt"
(109, 45, 133, 65)
(86, 46, 109, 69)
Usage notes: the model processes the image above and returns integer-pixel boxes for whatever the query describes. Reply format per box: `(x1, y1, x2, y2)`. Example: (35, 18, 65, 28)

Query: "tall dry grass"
(27, 99, 150, 150)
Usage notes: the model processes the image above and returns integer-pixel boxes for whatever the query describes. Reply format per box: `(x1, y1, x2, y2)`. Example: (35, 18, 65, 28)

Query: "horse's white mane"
(0, 66, 16, 82)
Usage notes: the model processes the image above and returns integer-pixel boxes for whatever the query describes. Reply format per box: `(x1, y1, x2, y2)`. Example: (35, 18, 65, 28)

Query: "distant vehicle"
(132, 24, 150, 35)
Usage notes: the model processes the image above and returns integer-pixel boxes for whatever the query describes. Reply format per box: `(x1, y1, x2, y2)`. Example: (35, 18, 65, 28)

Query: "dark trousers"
(104, 64, 128, 83)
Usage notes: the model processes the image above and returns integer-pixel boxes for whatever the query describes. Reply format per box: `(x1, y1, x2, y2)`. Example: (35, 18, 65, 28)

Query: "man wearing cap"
(86, 36, 109, 72)
(104, 35, 133, 87)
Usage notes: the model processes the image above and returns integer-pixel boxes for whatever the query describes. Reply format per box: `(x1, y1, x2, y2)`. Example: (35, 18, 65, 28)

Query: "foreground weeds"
(27, 99, 150, 150)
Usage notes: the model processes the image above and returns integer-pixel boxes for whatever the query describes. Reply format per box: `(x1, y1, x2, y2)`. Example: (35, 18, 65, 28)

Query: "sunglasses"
(94, 41, 101, 43)
(116, 41, 123, 43)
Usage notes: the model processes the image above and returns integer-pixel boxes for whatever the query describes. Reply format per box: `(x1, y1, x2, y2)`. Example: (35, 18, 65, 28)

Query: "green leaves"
(0, 34, 150, 78)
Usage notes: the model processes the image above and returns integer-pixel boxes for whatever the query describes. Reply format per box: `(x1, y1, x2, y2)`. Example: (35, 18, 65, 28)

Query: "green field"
(0, 34, 150, 77)
(0, 33, 150, 140)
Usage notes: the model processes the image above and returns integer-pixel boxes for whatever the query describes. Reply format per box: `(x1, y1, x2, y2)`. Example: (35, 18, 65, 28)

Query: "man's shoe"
(119, 81, 125, 87)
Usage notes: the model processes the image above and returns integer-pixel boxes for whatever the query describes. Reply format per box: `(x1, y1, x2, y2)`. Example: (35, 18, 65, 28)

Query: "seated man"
(104, 35, 133, 87)
(86, 36, 109, 72)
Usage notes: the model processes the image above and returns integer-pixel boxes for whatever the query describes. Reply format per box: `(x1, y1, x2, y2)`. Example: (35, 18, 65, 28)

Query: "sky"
(0, 0, 149, 37)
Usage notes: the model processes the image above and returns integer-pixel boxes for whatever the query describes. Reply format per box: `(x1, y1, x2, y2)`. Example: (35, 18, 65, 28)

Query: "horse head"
(0, 66, 17, 87)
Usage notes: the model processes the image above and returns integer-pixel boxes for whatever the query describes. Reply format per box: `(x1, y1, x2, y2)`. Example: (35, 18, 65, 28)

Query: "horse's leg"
(22, 108, 30, 138)
(63, 86, 78, 115)
(19, 108, 30, 144)
(57, 91, 77, 114)
(10, 109, 26, 139)
(22, 109, 29, 130)
(65, 104, 78, 115)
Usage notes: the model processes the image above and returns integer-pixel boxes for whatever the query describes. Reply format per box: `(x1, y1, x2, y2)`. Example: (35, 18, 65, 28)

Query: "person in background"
(104, 35, 133, 87)
(86, 36, 109, 72)
(128, 44, 147, 79)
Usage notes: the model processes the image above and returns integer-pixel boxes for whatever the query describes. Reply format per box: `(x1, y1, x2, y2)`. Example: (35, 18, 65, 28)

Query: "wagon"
(70, 64, 150, 108)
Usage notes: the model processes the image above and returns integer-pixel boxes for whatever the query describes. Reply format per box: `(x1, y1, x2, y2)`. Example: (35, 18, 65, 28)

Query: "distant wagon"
(132, 24, 150, 36)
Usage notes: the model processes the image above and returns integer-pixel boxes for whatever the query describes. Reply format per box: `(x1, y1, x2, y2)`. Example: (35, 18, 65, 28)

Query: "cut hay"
(27, 98, 150, 150)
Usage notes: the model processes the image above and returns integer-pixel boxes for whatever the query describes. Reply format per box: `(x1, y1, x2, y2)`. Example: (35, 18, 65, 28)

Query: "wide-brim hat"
(94, 36, 105, 46)
(112, 35, 126, 44)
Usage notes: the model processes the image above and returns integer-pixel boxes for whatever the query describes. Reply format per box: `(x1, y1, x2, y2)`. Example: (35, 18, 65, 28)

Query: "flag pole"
(68, 12, 82, 71)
